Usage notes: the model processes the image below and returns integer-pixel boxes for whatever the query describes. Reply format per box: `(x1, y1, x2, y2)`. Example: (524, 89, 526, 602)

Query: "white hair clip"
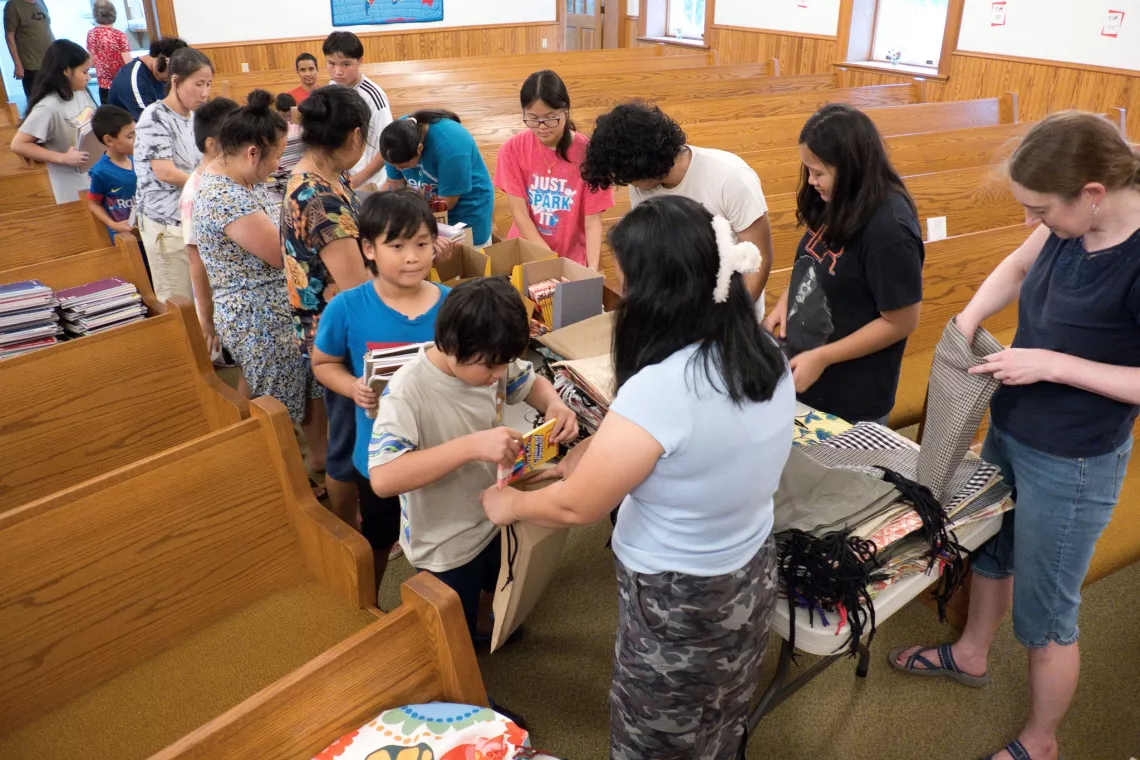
(712, 215, 761, 304)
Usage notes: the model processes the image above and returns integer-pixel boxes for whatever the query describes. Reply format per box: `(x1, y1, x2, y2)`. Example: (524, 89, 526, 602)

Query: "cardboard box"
(430, 244, 490, 286)
(521, 257, 604, 331)
(484, 238, 558, 293)
(538, 311, 614, 361)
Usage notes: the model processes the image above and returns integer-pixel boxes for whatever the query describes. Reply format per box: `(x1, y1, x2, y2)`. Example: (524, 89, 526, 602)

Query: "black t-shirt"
(788, 193, 925, 421)
(991, 229, 1140, 458)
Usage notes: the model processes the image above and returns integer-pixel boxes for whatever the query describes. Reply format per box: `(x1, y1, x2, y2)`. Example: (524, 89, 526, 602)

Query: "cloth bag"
(774, 446, 900, 535)
(917, 319, 1005, 502)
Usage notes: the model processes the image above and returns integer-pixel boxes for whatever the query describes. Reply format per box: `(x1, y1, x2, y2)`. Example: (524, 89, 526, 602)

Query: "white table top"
(770, 513, 1004, 656)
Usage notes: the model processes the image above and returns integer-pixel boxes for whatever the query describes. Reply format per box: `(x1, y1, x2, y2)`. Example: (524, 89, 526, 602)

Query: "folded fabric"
(552, 354, 615, 407)
(918, 319, 1005, 502)
(774, 446, 900, 535)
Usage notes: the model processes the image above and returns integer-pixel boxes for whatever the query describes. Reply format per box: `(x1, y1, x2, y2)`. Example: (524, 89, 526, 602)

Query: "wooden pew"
(0, 396, 485, 760)
(470, 94, 1020, 158)
(762, 223, 1033, 429)
(0, 200, 112, 269)
(746, 121, 1034, 196)
(0, 169, 55, 214)
(595, 162, 1022, 278)
(217, 48, 719, 100)
(0, 298, 246, 511)
(1, 236, 156, 307)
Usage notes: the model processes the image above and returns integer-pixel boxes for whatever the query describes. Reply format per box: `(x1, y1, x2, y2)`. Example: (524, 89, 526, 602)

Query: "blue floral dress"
(279, 171, 362, 358)
(193, 171, 311, 422)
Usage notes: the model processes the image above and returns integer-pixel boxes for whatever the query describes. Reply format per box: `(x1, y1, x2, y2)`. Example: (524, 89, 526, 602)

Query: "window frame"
(869, 0, 951, 69)
(665, 0, 707, 42)
(838, 0, 964, 81)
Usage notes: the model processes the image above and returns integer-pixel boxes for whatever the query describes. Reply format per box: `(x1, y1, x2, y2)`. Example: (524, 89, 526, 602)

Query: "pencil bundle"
(527, 277, 568, 330)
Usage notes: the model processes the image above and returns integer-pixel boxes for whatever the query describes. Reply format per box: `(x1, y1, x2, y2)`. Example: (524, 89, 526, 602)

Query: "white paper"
(990, 1, 1007, 25)
(1103, 10, 1124, 36)
(927, 216, 948, 242)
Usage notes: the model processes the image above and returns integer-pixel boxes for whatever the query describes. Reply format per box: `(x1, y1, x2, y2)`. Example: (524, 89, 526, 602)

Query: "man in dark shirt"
(4, 0, 53, 101)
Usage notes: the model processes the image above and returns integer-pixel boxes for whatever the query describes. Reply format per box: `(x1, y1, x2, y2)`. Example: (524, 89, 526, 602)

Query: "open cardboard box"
(521, 258, 604, 331)
(485, 238, 558, 293)
(430, 243, 490, 286)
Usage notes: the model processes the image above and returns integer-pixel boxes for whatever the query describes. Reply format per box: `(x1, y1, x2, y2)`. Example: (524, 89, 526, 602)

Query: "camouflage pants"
(610, 537, 778, 760)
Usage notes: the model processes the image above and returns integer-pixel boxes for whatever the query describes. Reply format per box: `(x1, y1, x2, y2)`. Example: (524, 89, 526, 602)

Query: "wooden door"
(565, 0, 602, 51)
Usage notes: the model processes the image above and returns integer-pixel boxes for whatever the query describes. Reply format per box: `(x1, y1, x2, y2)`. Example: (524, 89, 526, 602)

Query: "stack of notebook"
(362, 342, 422, 418)
(56, 278, 147, 337)
(0, 280, 63, 358)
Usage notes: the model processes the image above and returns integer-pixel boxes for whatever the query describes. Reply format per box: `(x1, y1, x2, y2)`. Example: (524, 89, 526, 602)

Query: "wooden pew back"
(153, 572, 488, 760)
(0, 397, 370, 734)
(0, 170, 56, 214)
(0, 201, 112, 269)
(0, 299, 246, 511)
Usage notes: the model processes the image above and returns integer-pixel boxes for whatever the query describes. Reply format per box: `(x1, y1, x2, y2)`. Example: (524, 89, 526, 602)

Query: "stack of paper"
(0, 280, 63, 358)
(56, 278, 146, 337)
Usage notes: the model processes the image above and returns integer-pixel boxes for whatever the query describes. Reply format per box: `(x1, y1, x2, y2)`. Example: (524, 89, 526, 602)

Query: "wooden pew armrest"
(150, 573, 486, 760)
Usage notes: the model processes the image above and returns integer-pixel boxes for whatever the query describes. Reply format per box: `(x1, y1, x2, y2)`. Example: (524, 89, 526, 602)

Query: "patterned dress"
(280, 171, 362, 357)
(193, 171, 312, 422)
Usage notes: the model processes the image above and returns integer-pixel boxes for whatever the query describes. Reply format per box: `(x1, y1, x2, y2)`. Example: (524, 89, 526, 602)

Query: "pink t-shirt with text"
(494, 130, 614, 267)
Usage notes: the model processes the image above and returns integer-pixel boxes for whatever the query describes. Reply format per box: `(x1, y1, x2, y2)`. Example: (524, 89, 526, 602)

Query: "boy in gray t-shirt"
(368, 278, 577, 638)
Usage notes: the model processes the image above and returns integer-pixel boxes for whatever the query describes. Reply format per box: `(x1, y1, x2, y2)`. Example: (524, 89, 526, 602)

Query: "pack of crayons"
(527, 277, 568, 330)
(497, 418, 559, 489)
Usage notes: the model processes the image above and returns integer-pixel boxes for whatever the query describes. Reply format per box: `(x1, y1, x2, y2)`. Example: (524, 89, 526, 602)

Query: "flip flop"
(887, 643, 990, 688)
(979, 738, 1058, 760)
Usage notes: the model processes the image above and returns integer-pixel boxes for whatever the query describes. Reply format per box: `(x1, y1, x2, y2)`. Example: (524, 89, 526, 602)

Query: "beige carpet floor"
(378, 520, 1140, 760)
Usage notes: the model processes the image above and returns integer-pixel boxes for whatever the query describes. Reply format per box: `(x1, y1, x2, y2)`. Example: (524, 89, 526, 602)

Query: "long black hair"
(796, 104, 915, 247)
(521, 70, 576, 162)
(27, 40, 89, 112)
(610, 195, 785, 405)
(298, 85, 371, 152)
(380, 109, 461, 165)
(218, 90, 287, 157)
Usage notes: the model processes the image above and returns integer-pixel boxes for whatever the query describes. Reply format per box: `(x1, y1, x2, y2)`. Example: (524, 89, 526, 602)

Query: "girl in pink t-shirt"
(494, 70, 614, 269)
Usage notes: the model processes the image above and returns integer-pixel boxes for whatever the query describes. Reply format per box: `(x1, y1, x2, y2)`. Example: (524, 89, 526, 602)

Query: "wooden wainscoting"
(194, 22, 563, 75)
(838, 52, 1140, 140)
(707, 26, 837, 72)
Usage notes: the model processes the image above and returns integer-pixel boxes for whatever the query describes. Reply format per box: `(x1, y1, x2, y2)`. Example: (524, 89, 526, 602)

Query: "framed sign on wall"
(332, 0, 445, 27)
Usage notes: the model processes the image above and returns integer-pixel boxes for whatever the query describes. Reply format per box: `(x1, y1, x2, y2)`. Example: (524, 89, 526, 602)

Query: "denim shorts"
(324, 386, 358, 482)
(974, 425, 1132, 648)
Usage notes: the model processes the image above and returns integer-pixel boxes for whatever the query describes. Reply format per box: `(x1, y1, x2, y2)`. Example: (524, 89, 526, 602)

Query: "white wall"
(173, 0, 558, 46)
(958, 0, 1140, 71)
(715, 0, 841, 36)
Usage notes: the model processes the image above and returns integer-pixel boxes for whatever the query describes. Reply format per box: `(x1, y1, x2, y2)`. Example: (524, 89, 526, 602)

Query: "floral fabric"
(313, 703, 555, 760)
(280, 170, 361, 356)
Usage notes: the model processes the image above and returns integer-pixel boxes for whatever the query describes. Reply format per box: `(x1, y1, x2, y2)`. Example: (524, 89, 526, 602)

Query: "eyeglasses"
(522, 114, 565, 128)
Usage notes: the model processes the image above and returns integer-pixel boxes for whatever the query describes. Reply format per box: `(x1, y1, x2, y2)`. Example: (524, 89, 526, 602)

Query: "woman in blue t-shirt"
(481, 196, 795, 759)
(892, 112, 1140, 760)
(379, 109, 495, 248)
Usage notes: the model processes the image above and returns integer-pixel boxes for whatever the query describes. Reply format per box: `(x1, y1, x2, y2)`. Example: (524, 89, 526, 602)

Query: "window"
(871, 0, 950, 68)
(667, 0, 706, 41)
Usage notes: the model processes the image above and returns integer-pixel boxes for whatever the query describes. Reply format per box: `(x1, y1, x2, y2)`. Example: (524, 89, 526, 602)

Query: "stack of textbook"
(0, 280, 63, 359)
(56, 278, 146, 337)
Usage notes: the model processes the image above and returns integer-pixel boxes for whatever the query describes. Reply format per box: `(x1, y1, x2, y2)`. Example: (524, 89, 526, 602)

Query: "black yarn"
(500, 524, 519, 591)
(875, 467, 969, 622)
(776, 529, 880, 658)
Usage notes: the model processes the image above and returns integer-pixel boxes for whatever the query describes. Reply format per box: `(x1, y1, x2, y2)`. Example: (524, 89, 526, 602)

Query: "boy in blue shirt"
(87, 105, 137, 238)
(311, 189, 450, 587)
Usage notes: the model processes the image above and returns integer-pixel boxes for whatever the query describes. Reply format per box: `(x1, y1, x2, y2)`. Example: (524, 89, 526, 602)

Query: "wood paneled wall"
(840, 53, 1140, 139)
(194, 22, 562, 76)
(707, 26, 837, 72)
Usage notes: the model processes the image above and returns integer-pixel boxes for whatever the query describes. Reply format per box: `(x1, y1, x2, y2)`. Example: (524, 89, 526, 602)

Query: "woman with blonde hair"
(892, 111, 1140, 760)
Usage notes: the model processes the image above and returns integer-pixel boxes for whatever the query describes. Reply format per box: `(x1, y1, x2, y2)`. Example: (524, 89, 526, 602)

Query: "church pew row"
(0, 235, 156, 310)
(0, 396, 486, 760)
(471, 94, 1021, 164)
(216, 48, 720, 100)
(0, 200, 112, 268)
(593, 161, 1022, 279)
(0, 298, 246, 512)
